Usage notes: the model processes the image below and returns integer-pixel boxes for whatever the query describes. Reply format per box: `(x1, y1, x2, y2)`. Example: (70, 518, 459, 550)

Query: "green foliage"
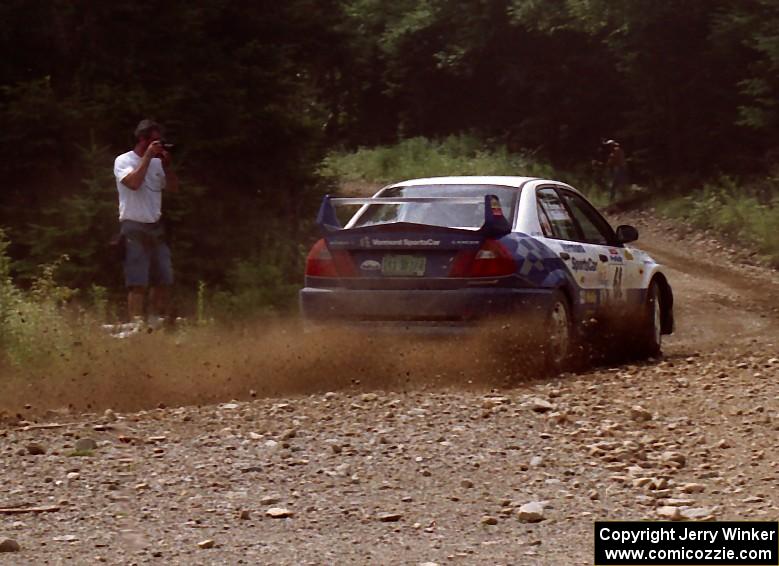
(321, 135, 555, 183)
(657, 177, 779, 266)
(0, 230, 79, 366)
(716, 0, 779, 138)
(16, 139, 121, 290)
(210, 258, 301, 320)
(89, 285, 109, 323)
(0, 0, 334, 317)
(196, 281, 208, 326)
(1, 0, 778, 327)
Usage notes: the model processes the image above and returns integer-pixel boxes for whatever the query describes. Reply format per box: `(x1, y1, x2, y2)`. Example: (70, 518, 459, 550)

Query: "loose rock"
(74, 438, 98, 451)
(629, 405, 652, 422)
(528, 399, 554, 413)
(266, 507, 294, 519)
(26, 443, 46, 456)
(517, 502, 545, 523)
(0, 539, 20, 553)
(656, 506, 682, 520)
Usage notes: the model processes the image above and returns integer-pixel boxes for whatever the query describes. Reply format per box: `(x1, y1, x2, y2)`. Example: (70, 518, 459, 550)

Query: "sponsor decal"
(608, 247, 624, 262)
(360, 237, 372, 248)
(360, 259, 381, 271)
(571, 257, 598, 271)
(561, 243, 586, 254)
(371, 238, 441, 247)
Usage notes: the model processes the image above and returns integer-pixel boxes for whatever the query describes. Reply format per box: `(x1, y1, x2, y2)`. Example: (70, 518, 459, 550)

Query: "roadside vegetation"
(656, 176, 779, 267)
(322, 135, 608, 204)
(0, 230, 81, 368)
(3, 2, 778, 324)
(325, 137, 779, 267)
(320, 135, 556, 184)
(1, 2, 778, 409)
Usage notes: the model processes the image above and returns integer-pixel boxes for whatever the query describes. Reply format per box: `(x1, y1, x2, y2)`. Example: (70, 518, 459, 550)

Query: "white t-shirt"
(113, 150, 167, 223)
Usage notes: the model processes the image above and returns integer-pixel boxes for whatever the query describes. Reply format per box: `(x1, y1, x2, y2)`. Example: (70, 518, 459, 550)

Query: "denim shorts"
(120, 220, 174, 287)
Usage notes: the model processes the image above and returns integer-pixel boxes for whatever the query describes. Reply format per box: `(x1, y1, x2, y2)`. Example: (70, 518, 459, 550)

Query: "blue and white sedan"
(300, 176, 674, 369)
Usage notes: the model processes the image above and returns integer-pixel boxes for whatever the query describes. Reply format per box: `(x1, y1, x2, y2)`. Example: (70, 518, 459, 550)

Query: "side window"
(560, 191, 615, 245)
(537, 202, 553, 237)
(537, 188, 579, 241)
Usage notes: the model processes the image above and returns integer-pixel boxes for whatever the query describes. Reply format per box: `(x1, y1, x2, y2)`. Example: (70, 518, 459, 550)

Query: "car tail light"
(305, 239, 355, 277)
(450, 239, 516, 277)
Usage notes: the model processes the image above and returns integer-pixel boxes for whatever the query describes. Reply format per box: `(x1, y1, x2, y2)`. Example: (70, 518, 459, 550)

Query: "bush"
(320, 135, 556, 183)
(320, 135, 611, 208)
(656, 176, 779, 266)
(209, 258, 301, 320)
(0, 229, 80, 366)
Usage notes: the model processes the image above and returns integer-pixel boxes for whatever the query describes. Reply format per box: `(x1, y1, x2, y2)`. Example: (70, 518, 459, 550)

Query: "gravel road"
(1, 212, 778, 565)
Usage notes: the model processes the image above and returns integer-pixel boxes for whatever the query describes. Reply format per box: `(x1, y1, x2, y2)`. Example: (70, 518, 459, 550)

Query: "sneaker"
(113, 317, 145, 339)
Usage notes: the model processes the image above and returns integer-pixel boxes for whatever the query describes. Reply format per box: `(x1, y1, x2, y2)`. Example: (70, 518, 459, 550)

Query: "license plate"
(382, 255, 426, 276)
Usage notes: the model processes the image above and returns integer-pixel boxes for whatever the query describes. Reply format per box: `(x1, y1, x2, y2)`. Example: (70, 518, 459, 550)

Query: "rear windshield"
(348, 184, 519, 229)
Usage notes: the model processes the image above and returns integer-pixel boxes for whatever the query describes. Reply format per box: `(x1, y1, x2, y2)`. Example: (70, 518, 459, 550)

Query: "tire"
(545, 291, 574, 372)
(637, 281, 662, 358)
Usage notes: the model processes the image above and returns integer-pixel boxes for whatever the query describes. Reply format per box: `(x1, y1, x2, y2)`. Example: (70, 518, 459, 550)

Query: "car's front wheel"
(546, 291, 573, 372)
(636, 281, 662, 358)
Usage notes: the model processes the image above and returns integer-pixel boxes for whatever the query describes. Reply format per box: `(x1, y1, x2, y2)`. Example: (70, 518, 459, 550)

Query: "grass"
(321, 134, 609, 205)
(322, 136, 777, 263)
(0, 229, 83, 367)
(655, 176, 779, 267)
(321, 135, 557, 183)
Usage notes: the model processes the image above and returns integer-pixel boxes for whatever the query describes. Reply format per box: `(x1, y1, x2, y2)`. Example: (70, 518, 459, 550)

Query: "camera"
(159, 141, 175, 150)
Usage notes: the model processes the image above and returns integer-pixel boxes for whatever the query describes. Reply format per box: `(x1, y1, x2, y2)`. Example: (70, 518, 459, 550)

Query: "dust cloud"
(1, 317, 552, 418)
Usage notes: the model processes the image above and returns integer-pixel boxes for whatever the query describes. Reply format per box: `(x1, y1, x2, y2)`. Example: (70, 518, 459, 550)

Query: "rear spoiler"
(316, 194, 512, 238)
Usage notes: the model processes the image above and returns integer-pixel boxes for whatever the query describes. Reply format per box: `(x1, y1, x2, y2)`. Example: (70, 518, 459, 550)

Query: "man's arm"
(120, 142, 161, 191)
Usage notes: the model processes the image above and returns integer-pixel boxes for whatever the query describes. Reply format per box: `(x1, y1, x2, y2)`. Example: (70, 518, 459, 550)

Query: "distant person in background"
(603, 139, 628, 202)
(113, 119, 179, 330)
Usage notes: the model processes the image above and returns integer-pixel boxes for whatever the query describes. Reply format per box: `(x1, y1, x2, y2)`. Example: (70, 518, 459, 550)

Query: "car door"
(556, 188, 631, 307)
(534, 187, 610, 315)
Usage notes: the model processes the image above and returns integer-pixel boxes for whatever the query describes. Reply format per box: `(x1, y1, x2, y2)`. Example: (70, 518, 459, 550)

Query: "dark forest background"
(1, 0, 777, 315)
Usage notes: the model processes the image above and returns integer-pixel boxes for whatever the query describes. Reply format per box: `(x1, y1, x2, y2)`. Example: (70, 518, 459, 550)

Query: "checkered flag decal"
(517, 239, 546, 276)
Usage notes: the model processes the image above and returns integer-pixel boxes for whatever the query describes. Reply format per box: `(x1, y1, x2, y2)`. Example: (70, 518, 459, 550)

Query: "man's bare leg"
(128, 286, 145, 320)
(149, 286, 170, 328)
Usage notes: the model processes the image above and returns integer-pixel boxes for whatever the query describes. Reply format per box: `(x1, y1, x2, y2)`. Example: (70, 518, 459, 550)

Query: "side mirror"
(615, 224, 639, 244)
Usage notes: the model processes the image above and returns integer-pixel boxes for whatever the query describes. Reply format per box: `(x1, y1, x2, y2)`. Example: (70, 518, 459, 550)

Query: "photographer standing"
(113, 119, 179, 330)
(604, 139, 628, 202)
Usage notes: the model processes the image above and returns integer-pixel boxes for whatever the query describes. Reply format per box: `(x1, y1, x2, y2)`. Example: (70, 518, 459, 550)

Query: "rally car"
(300, 176, 673, 369)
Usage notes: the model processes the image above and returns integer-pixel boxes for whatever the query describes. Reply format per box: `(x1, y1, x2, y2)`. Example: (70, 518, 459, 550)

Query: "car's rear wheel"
(636, 281, 662, 358)
(546, 291, 573, 372)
